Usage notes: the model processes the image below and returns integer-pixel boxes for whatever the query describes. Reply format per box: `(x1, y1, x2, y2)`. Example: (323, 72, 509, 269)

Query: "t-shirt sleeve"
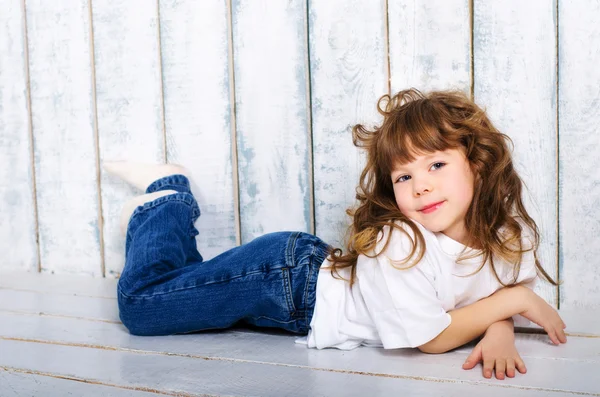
(356, 225, 451, 349)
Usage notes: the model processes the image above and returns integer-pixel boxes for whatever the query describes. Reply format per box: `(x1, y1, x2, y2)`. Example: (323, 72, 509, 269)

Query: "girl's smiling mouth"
(419, 201, 445, 214)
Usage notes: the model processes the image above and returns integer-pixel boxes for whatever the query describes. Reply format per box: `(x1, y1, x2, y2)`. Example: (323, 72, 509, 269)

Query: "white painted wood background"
(1, 0, 598, 310)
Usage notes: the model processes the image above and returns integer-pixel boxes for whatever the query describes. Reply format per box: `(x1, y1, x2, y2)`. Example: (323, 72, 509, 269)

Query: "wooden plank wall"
(0, 0, 38, 272)
(558, 0, 600, 309)
(0, 0, 598, 309)
(474, 0, 558, 305)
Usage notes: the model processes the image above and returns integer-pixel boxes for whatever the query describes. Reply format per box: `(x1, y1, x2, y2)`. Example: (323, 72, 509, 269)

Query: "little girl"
(105, 88, 566, 380)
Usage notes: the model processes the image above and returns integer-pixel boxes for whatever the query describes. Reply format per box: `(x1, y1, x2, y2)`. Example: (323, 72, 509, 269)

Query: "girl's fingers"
(483, 358, 494, 379)
(506, 359, 516, 378)
(495, 359, 506, 380)
(549, 326, 567, 344)
(515, 356, 527, 374)
(462, 345, 482, 370)
(462, 359, 477, 370)
(558, 328, 567, 343)
(547, 328, 560, 345)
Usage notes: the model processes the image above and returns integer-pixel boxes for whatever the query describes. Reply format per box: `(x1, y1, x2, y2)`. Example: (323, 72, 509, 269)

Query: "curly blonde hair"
(329, 88, 558, 287)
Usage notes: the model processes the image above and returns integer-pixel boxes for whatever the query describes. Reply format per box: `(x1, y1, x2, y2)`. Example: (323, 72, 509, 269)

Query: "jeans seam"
(282, 232, 301, 317)
(249, 315, 297, 325)
(146, 174, 190, 194)
(285, 232, 300, 269)
(130, 193, 194, 219)
(302, 241, 318, 327)
(118, 267, 279, 298)
(282, 268, 296, 314)
(128, 193, 200, 237)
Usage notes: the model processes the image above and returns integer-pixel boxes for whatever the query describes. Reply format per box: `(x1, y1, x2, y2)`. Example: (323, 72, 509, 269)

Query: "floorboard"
(0, 368, 164, 397)
(1, 271, 599, 396)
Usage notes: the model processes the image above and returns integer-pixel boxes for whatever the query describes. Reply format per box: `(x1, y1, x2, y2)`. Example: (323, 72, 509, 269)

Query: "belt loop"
(285, 232, 301, 268)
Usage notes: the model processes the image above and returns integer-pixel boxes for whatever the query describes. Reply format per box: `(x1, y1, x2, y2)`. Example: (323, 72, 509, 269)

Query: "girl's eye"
(396, 175, 411, 183)
(431, 162, 445, 171)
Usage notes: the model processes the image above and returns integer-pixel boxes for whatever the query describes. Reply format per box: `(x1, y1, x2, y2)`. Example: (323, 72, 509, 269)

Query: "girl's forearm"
(418, 286, 527, 354)
(486, 317, 514, 335)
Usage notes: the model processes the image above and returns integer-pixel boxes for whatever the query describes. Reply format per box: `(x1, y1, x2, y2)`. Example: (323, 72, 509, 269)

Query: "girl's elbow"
(418, 343, 443, 354)
(418, 340, 451, 354)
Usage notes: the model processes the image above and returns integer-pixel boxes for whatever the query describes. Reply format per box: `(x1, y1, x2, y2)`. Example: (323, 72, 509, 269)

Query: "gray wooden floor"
(0, 272, 599, 397)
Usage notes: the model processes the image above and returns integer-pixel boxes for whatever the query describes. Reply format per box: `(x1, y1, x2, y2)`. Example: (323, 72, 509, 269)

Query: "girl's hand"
(519, 288, 567, 345)
(462, 320, 526, 379)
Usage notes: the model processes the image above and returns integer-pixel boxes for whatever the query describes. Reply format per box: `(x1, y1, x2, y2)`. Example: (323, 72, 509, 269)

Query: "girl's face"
(390, 148, 475, 245)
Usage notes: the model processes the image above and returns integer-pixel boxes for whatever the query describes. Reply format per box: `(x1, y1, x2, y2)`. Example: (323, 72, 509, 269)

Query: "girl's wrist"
(485, 319, 515, 338)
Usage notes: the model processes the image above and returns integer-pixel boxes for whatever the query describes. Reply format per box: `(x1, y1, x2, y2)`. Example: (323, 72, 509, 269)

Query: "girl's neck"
(439, 230, 481, 250)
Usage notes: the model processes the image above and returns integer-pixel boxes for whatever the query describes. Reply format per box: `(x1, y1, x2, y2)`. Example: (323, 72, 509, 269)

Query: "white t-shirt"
(305, 220, 538, 350)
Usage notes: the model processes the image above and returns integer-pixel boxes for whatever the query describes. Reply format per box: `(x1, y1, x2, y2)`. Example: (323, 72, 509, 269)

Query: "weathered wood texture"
(159, 0, 238, 260)
(0, 1, 599, 309)
(0, 0, 38, 272)
(388, 0, 471, 93)
(0, 273, 599, 396)
(232, 0, 312, 243)
(0, 369, 164, 397)
(558, 0, 600, 308)
(309, 0, 388, 247)
(25, 1, 102, 276)
(92, 0, 166, 276)
(473, 0, 558, 305)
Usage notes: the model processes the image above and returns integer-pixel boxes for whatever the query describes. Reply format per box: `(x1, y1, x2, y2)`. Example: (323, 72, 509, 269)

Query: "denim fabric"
(117, 174, 330, 336)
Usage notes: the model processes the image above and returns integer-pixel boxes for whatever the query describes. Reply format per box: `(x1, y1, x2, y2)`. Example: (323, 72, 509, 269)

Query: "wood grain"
(1, 273, 599, 395)
(474, 0, 558, 305)
(309, 0, 388, 247)
(388, 0, 471, 93)
(232, 0, 312, 243)
(0, 369, 163, 397)
(92, 0, 166, 276)
(1, 311, 598, 366)
(558, 0, 600, 308)
(1, 337, 595, 396)
(0, 289, 119, 322)
(1, 312, 599, 395)
(158, 0, 237, 261)
(0, 0, 38, 272)
(0, 271, 117, 298)
(24, 0, 102, 276)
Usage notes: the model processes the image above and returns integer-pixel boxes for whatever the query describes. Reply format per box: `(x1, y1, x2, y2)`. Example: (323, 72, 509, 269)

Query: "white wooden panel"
(474, 0, 558, 305)
(2, 313, 600, 395)
(25, 1, 101, 276)
(232, 0, 311, 243)
(0, 0, 38, 272)
(558, 1, 600, 308)
(0, 338, 589, 396)
(159, 0, 237, 260)
(0, 290, 119, 322)
(388, 0, 471, 93)
(2, 312, 599, 368)
(0, 369, 163, 397)
(310, 0, 388, 247)
(92, 0, 165, 276)
(0, 271, 117, 298)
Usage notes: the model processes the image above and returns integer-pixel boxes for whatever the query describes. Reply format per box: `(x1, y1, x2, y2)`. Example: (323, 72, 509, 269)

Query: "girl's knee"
(118, 301, 157, 336)
(117, 285, 154, 336)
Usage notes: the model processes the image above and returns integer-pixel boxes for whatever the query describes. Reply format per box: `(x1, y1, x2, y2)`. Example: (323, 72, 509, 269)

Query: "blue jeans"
(117, 175, 331, 336)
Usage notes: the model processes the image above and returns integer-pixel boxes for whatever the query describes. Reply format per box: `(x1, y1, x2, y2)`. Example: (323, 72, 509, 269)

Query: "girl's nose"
(414, 183, 432, 197)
